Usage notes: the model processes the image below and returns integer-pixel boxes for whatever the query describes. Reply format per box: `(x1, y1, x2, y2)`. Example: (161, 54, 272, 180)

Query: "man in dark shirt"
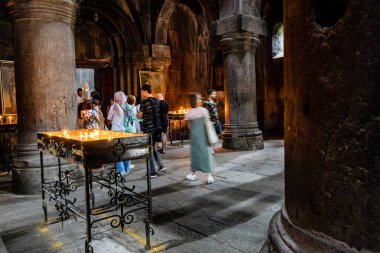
(138, 84, 166, 177)
(157, 93, 169, 154)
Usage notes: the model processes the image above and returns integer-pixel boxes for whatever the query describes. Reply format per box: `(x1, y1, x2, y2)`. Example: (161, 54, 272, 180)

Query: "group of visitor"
(76, 84, 169, 177)
(76, 88, 105, 130)
(75, 85, 223, 184)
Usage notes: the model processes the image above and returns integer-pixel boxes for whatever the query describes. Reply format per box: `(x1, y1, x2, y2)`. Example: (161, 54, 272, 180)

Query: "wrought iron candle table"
(0, 123, 17, 173)
(168, 113, 189, 146)
(37, 129, 154, 253)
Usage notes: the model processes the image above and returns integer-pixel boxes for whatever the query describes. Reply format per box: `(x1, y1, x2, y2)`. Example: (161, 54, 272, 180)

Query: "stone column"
(220, 32, 263, 150)
(6, 0, 78, 194)
(125, 61, 132, 95)
(116, 58, 126, 93)
(268, 1, 380, 252)
(211, 0, 266, 150)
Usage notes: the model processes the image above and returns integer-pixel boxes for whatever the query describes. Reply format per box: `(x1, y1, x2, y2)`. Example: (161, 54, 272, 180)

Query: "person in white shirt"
(106, 92, 125, 132)
(106, 91, 130, 175)
(76, 88, 83, 104)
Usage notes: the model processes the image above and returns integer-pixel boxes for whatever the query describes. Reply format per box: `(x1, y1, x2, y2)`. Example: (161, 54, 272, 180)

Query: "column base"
(222, 123, 264, 151)
(12, 144, 82, 194)
(12, 164, 79, 195)
(268, 206, 364, 253)
(222, 134, 264, 151)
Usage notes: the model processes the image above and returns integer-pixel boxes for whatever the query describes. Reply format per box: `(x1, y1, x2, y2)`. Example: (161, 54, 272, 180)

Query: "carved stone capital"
(220, 32, 260, 54)
(131, 55, 145, 67)
(6, 0, 79, 28)
(145, 57, 171, 72)
(152, 44, 171, 59)
(211, 14, 267, 37)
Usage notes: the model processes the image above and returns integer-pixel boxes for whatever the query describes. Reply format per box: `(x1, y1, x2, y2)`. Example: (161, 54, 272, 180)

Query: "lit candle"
(8, 116, 12, 124)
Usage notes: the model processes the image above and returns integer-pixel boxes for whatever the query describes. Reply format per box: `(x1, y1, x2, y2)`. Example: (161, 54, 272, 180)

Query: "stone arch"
(154, 0, 214, 109)
(77, 0, 145, 107)
(155, 0, 175, 45)
(154, 0, 209, 45)
(311, 0, 349, 27)
(79, 0, 144, 61)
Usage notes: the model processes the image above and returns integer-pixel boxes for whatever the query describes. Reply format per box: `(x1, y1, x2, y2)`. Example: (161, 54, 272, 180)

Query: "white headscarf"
(114, 91, 126, 105)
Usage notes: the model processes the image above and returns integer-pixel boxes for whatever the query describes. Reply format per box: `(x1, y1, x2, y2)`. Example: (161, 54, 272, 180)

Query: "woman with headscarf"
(106, 91, 131, 175)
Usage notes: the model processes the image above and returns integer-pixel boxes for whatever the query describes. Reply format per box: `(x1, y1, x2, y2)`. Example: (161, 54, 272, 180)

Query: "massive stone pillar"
(6, 0, 78, 194)
(211, 0, 266, 150)
(268, 1, 380, 252)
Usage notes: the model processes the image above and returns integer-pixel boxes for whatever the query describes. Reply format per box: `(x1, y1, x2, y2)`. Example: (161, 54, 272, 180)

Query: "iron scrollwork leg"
(85, 239, 93, 253)
(57, 158, 64, 226)
(145, 154, 153, 249)
(40, 151, 47, 222)
(84, 166, 92, 252)
(90, 169, 95, 208)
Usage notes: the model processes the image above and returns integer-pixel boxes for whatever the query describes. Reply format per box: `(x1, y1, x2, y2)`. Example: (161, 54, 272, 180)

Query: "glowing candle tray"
(37, 129, 154, 253)
(37, 129, 150, 168)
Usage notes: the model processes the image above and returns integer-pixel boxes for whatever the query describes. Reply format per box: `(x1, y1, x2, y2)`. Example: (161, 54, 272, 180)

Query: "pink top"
(184, 107, 210, 121)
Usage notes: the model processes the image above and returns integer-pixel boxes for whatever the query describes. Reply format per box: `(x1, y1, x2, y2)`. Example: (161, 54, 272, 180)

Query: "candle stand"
(37, 129, 154, 253)
(168, 113, 188, 147)
(0, 122, 17, 174)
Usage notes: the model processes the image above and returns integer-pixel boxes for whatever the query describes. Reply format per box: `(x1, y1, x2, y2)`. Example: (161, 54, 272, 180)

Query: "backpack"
(149, 97, 162, 142)
(123, 104, 136, 133)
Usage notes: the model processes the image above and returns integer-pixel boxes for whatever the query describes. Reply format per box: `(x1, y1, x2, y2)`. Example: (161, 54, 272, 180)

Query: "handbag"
(204, 117, 219, 145)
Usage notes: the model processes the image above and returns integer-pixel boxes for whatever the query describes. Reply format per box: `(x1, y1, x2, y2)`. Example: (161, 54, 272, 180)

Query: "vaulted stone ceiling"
(0, 4, 13, 60)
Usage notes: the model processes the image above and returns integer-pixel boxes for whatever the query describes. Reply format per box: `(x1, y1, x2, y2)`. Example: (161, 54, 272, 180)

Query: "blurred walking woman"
(184, 93, 214, 184)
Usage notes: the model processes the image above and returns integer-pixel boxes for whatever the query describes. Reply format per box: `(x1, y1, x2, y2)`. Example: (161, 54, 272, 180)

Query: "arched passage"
(76, 0, 145, 109)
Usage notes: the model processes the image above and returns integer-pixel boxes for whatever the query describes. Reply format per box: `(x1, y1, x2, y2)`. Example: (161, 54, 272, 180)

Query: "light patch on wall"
(272, 23, 284, 59)
(76, 68, 95, 93)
